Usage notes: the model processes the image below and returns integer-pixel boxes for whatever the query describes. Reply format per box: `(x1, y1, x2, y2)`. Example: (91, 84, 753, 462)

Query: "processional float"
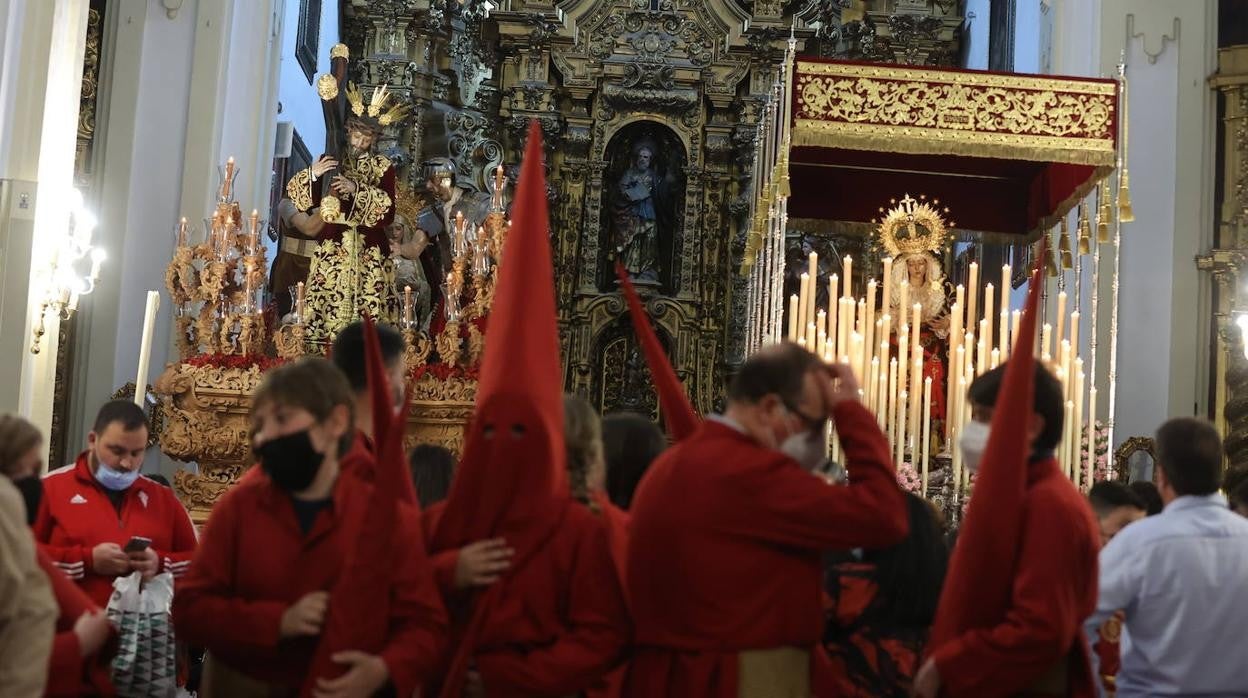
(744, 40, 1133, 519)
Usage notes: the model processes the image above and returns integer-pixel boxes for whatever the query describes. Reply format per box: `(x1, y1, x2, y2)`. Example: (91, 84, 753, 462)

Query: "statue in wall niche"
(611, 141, 676, 284)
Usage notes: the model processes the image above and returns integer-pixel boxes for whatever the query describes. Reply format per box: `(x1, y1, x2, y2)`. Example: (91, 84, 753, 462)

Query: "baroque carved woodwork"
(1203, 46, 1248, 469)
(341, 1, 803, 414)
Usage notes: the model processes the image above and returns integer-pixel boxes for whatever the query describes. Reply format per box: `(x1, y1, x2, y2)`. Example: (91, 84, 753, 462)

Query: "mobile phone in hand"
(123, 536, 152, 553)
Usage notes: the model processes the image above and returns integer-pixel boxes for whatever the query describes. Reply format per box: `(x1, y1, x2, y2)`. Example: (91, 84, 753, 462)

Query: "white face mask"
(780, 429, 828, 472)
(958, 420, 990, 473)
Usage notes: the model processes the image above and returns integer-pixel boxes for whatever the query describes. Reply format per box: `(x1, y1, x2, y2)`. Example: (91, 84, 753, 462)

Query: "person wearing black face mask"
(172, 358, 446, 697)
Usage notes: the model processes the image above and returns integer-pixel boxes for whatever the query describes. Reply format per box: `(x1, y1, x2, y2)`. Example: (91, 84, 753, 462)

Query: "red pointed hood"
(303, 317, 415, 692)
(928, 243, 1044, 649)
(616, 262, 699, 441)
(432, 121, 568, 555)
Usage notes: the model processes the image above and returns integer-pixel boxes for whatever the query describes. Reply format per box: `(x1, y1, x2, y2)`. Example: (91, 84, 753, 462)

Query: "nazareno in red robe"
(36, 549, 116, 697)
(928, 457, 1099, 697)
(624, 400, 909, 697)
(172, 468, 447, 695)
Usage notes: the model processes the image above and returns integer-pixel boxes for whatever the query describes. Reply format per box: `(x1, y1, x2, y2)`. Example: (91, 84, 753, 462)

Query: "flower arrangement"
(896, 461, 922, 494)
(1080, 420, 1112, 482)
(410, 363, 480, 383)
(183, 353, 287, 372)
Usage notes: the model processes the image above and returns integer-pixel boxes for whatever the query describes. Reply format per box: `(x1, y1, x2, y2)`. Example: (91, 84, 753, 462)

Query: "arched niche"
(597, 120, 687, 294)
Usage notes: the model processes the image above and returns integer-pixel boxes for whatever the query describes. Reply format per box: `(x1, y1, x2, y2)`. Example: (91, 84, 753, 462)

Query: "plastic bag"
(106, 571, 177, 697)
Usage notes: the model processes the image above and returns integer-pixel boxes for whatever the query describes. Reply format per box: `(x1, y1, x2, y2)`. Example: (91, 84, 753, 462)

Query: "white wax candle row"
(785, 254, 1098, 493)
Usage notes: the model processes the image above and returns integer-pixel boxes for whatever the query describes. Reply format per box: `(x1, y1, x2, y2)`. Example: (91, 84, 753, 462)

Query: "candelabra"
(165, 157, 269, 358)
(31, 189, 105, 354)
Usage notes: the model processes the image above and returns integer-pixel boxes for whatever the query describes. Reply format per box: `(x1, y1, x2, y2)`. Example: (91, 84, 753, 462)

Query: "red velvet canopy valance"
(788, 58, 1119, 238)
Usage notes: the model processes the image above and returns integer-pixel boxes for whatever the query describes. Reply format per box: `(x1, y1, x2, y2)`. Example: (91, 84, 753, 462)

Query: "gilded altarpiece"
(341, 0, 801, 415)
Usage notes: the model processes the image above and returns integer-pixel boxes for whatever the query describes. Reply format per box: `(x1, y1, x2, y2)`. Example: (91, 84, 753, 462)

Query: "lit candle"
(1087, 386, 1098, 484)
(493, 164, 505, 209)
(865, 280, 877, 369)
(807, 323, 817, 352)
(295, 281, 305, 324)
(896, 390, 908, 470)
(787, 294, 799, 341)
(876, 356, 888, 429)
(1055, 291, 1067, 350)
(249, 209, 260, 253)
(922, 376, 932, 498)
(1001, 264, 1011, 311)
(1041, 323, 1053, 360)
(887, 357, 899, 450)
(816, 309, 827, 356)
(966, 262, 979, 337)
(797, 274, 809, 344)
(983, 282, 995, 356)
(842, 255, 852, 298)
(977, 321, 988, 376)
(222, 156, 235, 199)
(1073, 360, 1085, 488)
(828, 274, 838, 352)
(134, 291, 161, 406)
(898, 327, 910, 415)
(881, 257, 893, 342)
(807, 252, 818, 334)
(911, 302, 922, 339)
(991, 347, 1001, 369)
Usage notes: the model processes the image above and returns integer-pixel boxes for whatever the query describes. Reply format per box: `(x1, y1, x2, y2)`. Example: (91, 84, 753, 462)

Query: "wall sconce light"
(30, 189, 105, 354)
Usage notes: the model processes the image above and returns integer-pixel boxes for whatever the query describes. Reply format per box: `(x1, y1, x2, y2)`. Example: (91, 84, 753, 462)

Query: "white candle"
(881, 257, 893, 342)
(1041, 323, 1052, 361)
(983, 282, 995, 357)
(1055, 291, 1067, 350)
(1069, 310, 1081, 359)
(887, 358, 899, 450)
(966, 262, 979, 337)
(922, 377, 932, 498)
(1011, 310, 1022, 353)
(807, 253, 819, 331)
(1001, 264, 1011, 314)
(843, 255, 853, 298)
(797, 273, 810, 344)
(787, 294, 799, 341)
(865, 280, 877, 370)
(1000, 309, 1010, 359)
(134, 291, 161, 407)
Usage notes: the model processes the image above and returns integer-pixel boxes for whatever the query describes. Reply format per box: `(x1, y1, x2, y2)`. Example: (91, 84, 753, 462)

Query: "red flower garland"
(182, 353, 287, 372)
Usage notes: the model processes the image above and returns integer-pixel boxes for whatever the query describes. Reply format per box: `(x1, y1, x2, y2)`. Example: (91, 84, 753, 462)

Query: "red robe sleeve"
(378, 505, 448, 695)
(171, 491, 288, 656)
(36, 549, 116, 697)
(718, 401, 908, 550)
(931, 486, 1096, 696)
(32, 500, 91, 581)
(476, 515, 630, 695)
(157, 493, 198, 579)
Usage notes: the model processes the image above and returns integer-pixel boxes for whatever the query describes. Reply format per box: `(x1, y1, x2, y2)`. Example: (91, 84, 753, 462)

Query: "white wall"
(68, 0, 283, 477)
(277, 0, 339, 162)
(1045, 0, 1216, 450)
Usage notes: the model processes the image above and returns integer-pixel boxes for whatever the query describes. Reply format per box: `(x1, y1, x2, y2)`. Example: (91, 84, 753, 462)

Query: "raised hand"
(310, 156, 338, 179)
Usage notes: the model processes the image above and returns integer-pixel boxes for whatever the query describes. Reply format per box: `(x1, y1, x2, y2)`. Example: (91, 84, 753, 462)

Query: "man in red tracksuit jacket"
(34, 400, 197, 607)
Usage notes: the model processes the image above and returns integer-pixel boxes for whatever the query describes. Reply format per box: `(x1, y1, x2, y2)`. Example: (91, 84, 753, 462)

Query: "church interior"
(7, 0, 1248, 694)
(0, 0, 1245, 524)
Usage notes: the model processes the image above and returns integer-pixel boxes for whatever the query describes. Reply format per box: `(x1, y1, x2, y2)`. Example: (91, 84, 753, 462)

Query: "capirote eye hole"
(510, 423, 526, 438)
(482, 424, 496, 439)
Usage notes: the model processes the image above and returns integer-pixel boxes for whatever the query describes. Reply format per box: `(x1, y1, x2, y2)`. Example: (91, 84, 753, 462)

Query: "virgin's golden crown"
(874, 194, 955, 257)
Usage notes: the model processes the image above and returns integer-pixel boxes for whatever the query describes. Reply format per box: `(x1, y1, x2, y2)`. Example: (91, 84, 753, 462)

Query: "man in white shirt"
(1086, 418, 1248, 696)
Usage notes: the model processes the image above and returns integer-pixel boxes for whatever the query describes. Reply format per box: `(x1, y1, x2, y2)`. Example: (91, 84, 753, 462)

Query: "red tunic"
(426, 501, 630, 697)
(36, 549, 116, 697)
(929, 458, 1099, 697)
(624, 401, 908, 697)
(34, 453, 198, 607)
(171, 469, 446, 695)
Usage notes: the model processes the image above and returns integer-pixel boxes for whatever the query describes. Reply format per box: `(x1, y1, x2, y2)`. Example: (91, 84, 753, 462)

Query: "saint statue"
(389, 185, 433, 332)
(412, 158, 491, 316)
(878, 194, 953, 423)
(612, 143, 671, 283)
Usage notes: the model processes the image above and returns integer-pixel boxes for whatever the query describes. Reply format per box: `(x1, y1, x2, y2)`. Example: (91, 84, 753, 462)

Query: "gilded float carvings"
(792, 61, 1118, 165)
